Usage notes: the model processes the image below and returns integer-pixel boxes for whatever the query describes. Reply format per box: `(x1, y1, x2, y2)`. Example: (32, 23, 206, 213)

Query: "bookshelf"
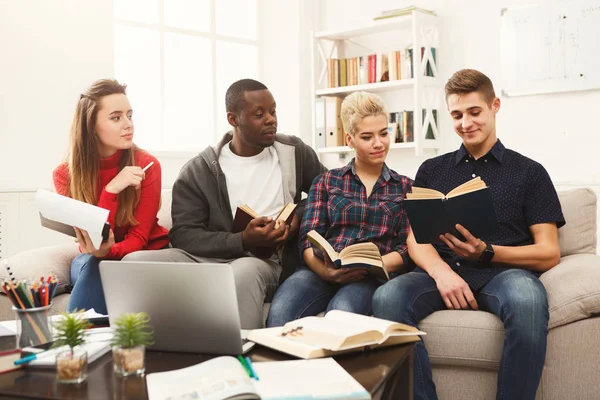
(311, 11, 441, 157)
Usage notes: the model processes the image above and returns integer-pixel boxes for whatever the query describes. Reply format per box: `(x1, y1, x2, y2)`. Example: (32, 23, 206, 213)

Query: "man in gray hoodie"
(123, 79, 326, 329)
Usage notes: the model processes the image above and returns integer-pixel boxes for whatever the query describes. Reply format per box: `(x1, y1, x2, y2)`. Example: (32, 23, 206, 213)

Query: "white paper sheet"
(35, 189, 110, 249)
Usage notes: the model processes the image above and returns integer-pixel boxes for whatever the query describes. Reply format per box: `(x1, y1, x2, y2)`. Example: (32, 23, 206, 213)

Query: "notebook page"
(253, 358, 371, 400)
(146, 356, 257, 400)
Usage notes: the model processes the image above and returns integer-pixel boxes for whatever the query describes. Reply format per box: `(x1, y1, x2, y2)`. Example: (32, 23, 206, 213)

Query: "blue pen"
(244, 356, 259, 381)
(14, 347, 63, 366)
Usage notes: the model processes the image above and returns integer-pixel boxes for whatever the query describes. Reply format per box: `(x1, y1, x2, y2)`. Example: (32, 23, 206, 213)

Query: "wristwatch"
(478, 242, 495, 264)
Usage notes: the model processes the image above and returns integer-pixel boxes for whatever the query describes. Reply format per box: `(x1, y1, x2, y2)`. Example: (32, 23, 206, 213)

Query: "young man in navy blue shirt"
(373, 69, 565, 400)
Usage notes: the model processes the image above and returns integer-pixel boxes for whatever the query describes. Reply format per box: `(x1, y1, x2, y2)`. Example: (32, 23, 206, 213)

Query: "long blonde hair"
(68, 79, 139, 227)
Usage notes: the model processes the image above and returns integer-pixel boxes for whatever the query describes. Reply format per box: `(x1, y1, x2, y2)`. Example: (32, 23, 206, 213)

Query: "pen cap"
(13, 304, 53, 348)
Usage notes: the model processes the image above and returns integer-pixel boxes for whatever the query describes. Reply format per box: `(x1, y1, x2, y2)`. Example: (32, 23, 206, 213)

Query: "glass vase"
(112, 345, 146, 377)
(56, 348, 88, 384)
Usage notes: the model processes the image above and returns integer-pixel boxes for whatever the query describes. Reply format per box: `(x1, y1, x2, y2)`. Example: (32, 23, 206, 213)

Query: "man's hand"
(316, 253, 368, 284)
(74, 227, 115, 258)
(439, 224, 487, 261)
(432, 266, 478, 310)
(242, 217, 288, 249)
(105, 166, 145, 194)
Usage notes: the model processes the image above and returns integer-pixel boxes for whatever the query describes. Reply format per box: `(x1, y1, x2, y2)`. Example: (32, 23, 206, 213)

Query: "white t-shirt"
(219, 143, 285, 219)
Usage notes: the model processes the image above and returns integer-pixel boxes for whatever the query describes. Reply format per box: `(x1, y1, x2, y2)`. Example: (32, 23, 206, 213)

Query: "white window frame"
(114, 0, 262, 157)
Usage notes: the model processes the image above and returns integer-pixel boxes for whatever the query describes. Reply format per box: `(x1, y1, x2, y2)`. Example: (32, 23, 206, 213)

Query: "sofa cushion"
(540, 253, 600, 329)
(158, 189, 173, 230)
(557, 188, 597, 257)
(0, 244, 79, 296)
(420, 310, 504, 369)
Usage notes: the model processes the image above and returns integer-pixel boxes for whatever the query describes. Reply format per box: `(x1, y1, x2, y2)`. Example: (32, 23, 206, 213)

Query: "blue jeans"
(266, 268, 383, 327)
(67, 254, 107, 315)
(372, 269, 548, 400)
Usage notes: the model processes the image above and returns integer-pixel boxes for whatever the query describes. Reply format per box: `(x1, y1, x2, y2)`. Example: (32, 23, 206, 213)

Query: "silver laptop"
(99, 261, 247, 355)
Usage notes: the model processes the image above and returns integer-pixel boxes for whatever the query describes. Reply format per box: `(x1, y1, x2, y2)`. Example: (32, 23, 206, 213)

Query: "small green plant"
(110, 312, 154, 349)
(53, 310, 91, 350)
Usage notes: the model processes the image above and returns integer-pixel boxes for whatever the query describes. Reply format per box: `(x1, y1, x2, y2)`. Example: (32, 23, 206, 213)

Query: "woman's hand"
(74, 227, 115, 258)
(105, 166, 145, 194)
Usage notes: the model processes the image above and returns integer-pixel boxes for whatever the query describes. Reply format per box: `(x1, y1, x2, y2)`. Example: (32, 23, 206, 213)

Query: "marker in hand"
(142, 161, 155, 173)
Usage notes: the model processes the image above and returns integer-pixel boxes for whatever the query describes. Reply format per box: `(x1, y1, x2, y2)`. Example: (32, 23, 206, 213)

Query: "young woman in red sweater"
(53, 79, 169, 314)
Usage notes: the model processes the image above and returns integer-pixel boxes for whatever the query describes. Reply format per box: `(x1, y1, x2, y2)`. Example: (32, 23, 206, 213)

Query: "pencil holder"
(13, 304, 53, 348)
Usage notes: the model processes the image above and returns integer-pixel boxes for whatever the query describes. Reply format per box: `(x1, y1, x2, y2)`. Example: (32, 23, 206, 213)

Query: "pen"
(142, 161, 154, 173)
(237, 355, 252, 378)
(244, 356, 259, 380)
(14, 346, 65, 366)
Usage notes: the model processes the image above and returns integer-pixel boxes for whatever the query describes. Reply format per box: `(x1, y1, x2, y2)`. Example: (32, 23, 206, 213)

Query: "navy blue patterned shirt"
(414, 140, 565, 291)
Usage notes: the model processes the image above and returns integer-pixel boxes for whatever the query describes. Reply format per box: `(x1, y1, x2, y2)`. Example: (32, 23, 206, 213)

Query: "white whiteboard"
(501, 1, 600, 96)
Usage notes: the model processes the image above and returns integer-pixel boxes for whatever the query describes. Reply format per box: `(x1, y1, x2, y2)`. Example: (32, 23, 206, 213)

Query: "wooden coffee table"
(0, 343, 414, 399)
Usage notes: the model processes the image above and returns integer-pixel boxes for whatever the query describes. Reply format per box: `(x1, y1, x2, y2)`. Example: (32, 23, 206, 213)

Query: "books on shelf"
(35, 189, 110, 249)
(404, 177, 500, 244)
(324, 46, 437, 89)
(146, 355, 371, 400)
(373, 6, 436, 20)
(307, 230, 389, 280)
(248, 310, 424, 359)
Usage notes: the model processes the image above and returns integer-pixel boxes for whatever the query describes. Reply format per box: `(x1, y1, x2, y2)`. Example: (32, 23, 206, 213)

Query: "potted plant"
(53, 310, 91, 384)
(110, 312, 154, 376)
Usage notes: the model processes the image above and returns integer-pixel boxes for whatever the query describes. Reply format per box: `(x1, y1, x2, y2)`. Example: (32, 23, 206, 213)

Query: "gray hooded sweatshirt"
(169, 132, 326, 265)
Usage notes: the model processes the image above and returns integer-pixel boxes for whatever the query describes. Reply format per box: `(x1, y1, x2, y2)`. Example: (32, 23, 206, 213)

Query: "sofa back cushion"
(158, 189, 173, 231)
(557, 188, 597, 256)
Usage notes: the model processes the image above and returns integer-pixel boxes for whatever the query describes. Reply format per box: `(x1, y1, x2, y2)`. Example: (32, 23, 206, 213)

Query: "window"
(114, 0, 259, 152)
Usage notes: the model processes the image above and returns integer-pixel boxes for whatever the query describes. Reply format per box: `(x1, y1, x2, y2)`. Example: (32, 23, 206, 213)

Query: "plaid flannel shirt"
(299, 159, 413, 265)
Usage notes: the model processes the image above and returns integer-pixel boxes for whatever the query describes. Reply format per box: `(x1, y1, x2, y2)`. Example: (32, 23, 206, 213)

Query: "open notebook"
(146, 356, 371, 400)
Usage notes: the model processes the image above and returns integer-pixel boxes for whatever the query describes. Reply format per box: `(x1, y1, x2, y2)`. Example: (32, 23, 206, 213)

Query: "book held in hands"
(248, 310, 424, 359)
(232, 203, 297, 258)
(232, 203, 297, 233)
(35, 189, 110, 249)
(306, 230, 389, 280)
(404, 177, 499, 244)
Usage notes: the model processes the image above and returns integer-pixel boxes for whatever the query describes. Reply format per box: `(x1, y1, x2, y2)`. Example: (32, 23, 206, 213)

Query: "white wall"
(0, 0, 115, 191)
(316, 0, 600, 185)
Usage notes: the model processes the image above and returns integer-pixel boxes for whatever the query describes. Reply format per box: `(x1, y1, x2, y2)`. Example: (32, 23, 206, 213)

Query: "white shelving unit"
(311, 11, 441, 157)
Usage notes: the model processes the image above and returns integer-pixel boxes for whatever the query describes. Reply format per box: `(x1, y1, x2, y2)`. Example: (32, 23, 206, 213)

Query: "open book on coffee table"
(404, 177, 499, 244)
(248, 310, 424, 359)
(307, 230, 389, 280)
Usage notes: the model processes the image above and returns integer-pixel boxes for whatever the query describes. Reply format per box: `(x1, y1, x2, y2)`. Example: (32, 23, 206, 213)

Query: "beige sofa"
(1, 188, 599, 399)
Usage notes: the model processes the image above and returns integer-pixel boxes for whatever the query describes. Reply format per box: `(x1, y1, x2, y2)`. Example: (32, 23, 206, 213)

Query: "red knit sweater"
(53, 150, 170, 259)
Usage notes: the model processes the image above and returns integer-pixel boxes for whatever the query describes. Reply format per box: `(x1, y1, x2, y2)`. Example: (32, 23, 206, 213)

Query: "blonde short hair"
(340, 91, 387, 136)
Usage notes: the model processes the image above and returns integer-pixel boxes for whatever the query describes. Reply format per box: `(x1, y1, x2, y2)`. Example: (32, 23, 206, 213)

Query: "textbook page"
(35, 189, 109, 249)
(254, 358, 371, 400)
(324, 310, 423, 339)
(146, 356, 258, 400)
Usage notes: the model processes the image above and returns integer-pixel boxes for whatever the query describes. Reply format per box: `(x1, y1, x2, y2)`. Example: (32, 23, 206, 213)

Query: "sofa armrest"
(0, 244, 79, 296)
(540, 253, 600, 329)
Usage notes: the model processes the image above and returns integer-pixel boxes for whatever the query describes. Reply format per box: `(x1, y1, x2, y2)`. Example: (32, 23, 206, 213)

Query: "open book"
(404, 177, 499, 244)
(307, 230, 389, 280)
(232, 203, 297, 258)
(146, 356, 370, 400)
(232, 203, 297, 233)
(248, 310, 424, 359)
(35, 189, 110, 249)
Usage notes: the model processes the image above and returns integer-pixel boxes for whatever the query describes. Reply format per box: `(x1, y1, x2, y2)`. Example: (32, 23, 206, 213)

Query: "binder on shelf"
(315, 98, 327, 149)
(324, 96, 344, 147)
